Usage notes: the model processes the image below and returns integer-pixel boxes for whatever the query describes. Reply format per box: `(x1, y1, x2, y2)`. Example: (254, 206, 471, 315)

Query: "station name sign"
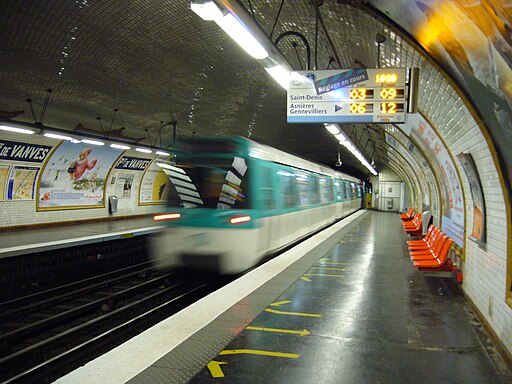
(287, 68, 408, 124)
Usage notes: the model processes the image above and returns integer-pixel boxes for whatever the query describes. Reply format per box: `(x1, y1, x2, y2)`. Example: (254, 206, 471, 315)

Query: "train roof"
(177, 136, 361, 183)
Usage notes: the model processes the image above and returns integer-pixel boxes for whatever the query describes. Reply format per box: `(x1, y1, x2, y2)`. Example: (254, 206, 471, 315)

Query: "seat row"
(401, 211, 422, 237)
(407, 225, 454, 271)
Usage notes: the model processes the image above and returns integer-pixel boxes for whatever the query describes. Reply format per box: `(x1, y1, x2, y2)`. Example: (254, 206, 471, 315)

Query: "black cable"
(247, 0, 255, 18)
(108, 109, 119, 135)
(292, 42, 304, 70)
(314, 6, 318, 70)
(270, 0, 286, 39)
(275, 31, 311, 70)
(39, 88, 52, 123)
(25, 99, 37, 123)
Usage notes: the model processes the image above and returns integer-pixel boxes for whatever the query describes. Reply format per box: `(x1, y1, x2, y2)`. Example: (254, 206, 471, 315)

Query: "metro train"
(150, 136, 364, 274)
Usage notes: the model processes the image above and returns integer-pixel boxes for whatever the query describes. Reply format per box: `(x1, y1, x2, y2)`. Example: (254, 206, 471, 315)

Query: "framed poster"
(6, 165, 39, 200)
(0, 164, 10, 201)
(37, 142, 122, 210)
(458, 153, 486, 243)
(139, 160, 171, 205)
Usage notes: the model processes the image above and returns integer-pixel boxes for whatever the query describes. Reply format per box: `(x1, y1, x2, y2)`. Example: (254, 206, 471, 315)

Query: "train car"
(150, 136, 363, 274)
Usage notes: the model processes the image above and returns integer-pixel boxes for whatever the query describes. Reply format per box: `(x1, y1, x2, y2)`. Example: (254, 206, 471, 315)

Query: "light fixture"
(110, 143, 130, 150)
(326, 124, 378, 176)
(325, 124, 340, 135)
(190, 1, 223, 20)
(265, 65, 289, 90)
(136, 148, 152, 153)
(156, 150, 170, 156)
(0, 125, 35, 135)
(44, 132, 75, 141)
(191, 1, 268, 60)
(81, 139, 105, 146)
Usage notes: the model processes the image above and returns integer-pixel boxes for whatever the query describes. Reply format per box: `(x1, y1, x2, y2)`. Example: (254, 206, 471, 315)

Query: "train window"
(260, 167, 274, 210)
(319, 178, 333, 204)
(334, 181, 342, 201)
(278, 170, 297, 208)
(165, 156, 250, 209)
(296, 173, 310, 207)
(345, 183, 352, 199)
(310, 177, 320, 204)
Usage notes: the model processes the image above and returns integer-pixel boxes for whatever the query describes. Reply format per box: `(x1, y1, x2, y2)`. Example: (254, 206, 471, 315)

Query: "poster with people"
(37, 141, 122, 210)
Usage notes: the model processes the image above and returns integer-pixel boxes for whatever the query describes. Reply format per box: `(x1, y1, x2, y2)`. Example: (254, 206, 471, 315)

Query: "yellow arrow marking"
(207, 361, 227, 378)
(246, 325, 311, 336)
(265, 308, 321, 317)
(311, 267, 346, 271)
(269, 300, 292, 307)
(338, 240, 347, 244)
(300, 276, 312, 282)
(220, 349, 299, 359)
(303, 273, 342, 277)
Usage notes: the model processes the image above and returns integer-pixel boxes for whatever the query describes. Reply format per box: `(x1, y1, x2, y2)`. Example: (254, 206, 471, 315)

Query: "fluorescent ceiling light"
(110, 143, 130, 150)
(264, 65, 289, 90)
(190, 1, 223, 21)
(0, 125, 35, 134)
(325, 123, 378, 176)
(44, 132, 75, 141)
(136, 148, 152, 153)
(216, 13, 268, 59)
(156, 150, 170, 156)
(325, 124, 340, 135)
(81, 139, 105, 146)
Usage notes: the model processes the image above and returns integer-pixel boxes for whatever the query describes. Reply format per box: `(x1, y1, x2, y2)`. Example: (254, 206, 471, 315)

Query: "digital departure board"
(287, 68, 408, 124)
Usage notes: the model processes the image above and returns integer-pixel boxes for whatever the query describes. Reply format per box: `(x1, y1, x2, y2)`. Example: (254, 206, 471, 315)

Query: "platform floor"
(56, 211, 512, 383)
(0, 216, 162, 258)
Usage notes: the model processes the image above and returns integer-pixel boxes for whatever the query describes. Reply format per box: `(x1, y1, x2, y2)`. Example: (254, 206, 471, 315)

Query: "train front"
(150, 140, 259, 274)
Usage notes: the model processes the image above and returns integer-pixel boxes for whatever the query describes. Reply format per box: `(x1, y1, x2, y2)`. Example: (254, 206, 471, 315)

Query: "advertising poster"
(403, 114, 464, 247)
(6, 166, 39, 200)
(0, 164, 10, 201)
(139, 160, 171, 205)
(115, 172, 135, 198)
(458, 153, 486, 243)
(37, 142, 121, 210)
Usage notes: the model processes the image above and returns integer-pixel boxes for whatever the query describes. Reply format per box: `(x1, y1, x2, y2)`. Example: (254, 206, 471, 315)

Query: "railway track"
(0, 261, 230, 383)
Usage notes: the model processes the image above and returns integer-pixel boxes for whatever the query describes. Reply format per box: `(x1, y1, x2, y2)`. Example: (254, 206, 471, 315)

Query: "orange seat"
(400, 208, 414, 221)
(408, 227, 441, 251)
(413, 238, 453, 269)
(407, 226, 437, 249)
(410, 235, 447, 261)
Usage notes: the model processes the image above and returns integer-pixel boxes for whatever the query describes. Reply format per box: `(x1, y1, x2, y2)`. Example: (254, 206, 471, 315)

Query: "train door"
(257, 165, 278, 253)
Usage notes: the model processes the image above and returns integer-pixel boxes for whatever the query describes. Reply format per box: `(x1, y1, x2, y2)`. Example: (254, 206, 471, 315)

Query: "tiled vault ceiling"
(0, 0, 473, 180)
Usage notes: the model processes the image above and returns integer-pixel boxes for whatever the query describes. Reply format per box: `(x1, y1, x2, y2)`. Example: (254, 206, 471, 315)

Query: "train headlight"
(153, 213, 181, 221)
(229, 215, 251, 224)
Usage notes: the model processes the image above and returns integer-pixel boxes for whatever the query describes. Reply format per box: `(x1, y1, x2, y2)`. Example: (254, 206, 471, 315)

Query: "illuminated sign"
(287, 68, 408, 124)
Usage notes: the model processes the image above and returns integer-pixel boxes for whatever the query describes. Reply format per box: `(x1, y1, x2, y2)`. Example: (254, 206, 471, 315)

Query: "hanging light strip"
(190, 0, 291, 90)
(324, 124, 378, 176)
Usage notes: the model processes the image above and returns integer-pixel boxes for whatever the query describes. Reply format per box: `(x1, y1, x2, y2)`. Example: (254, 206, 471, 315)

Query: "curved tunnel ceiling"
(0, 0, 510, 188)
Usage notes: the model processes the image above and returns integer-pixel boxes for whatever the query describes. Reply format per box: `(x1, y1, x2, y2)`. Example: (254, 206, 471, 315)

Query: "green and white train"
(151, 136, 364, 274)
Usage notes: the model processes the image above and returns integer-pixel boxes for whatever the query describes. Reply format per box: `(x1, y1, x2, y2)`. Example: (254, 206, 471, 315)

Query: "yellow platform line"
(220, 349, 299, 358)
(303, 273, 342, 277)
(311, 266, 346, 271)
(265, 308, 321, 317)
(246, 325, 310, 336)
